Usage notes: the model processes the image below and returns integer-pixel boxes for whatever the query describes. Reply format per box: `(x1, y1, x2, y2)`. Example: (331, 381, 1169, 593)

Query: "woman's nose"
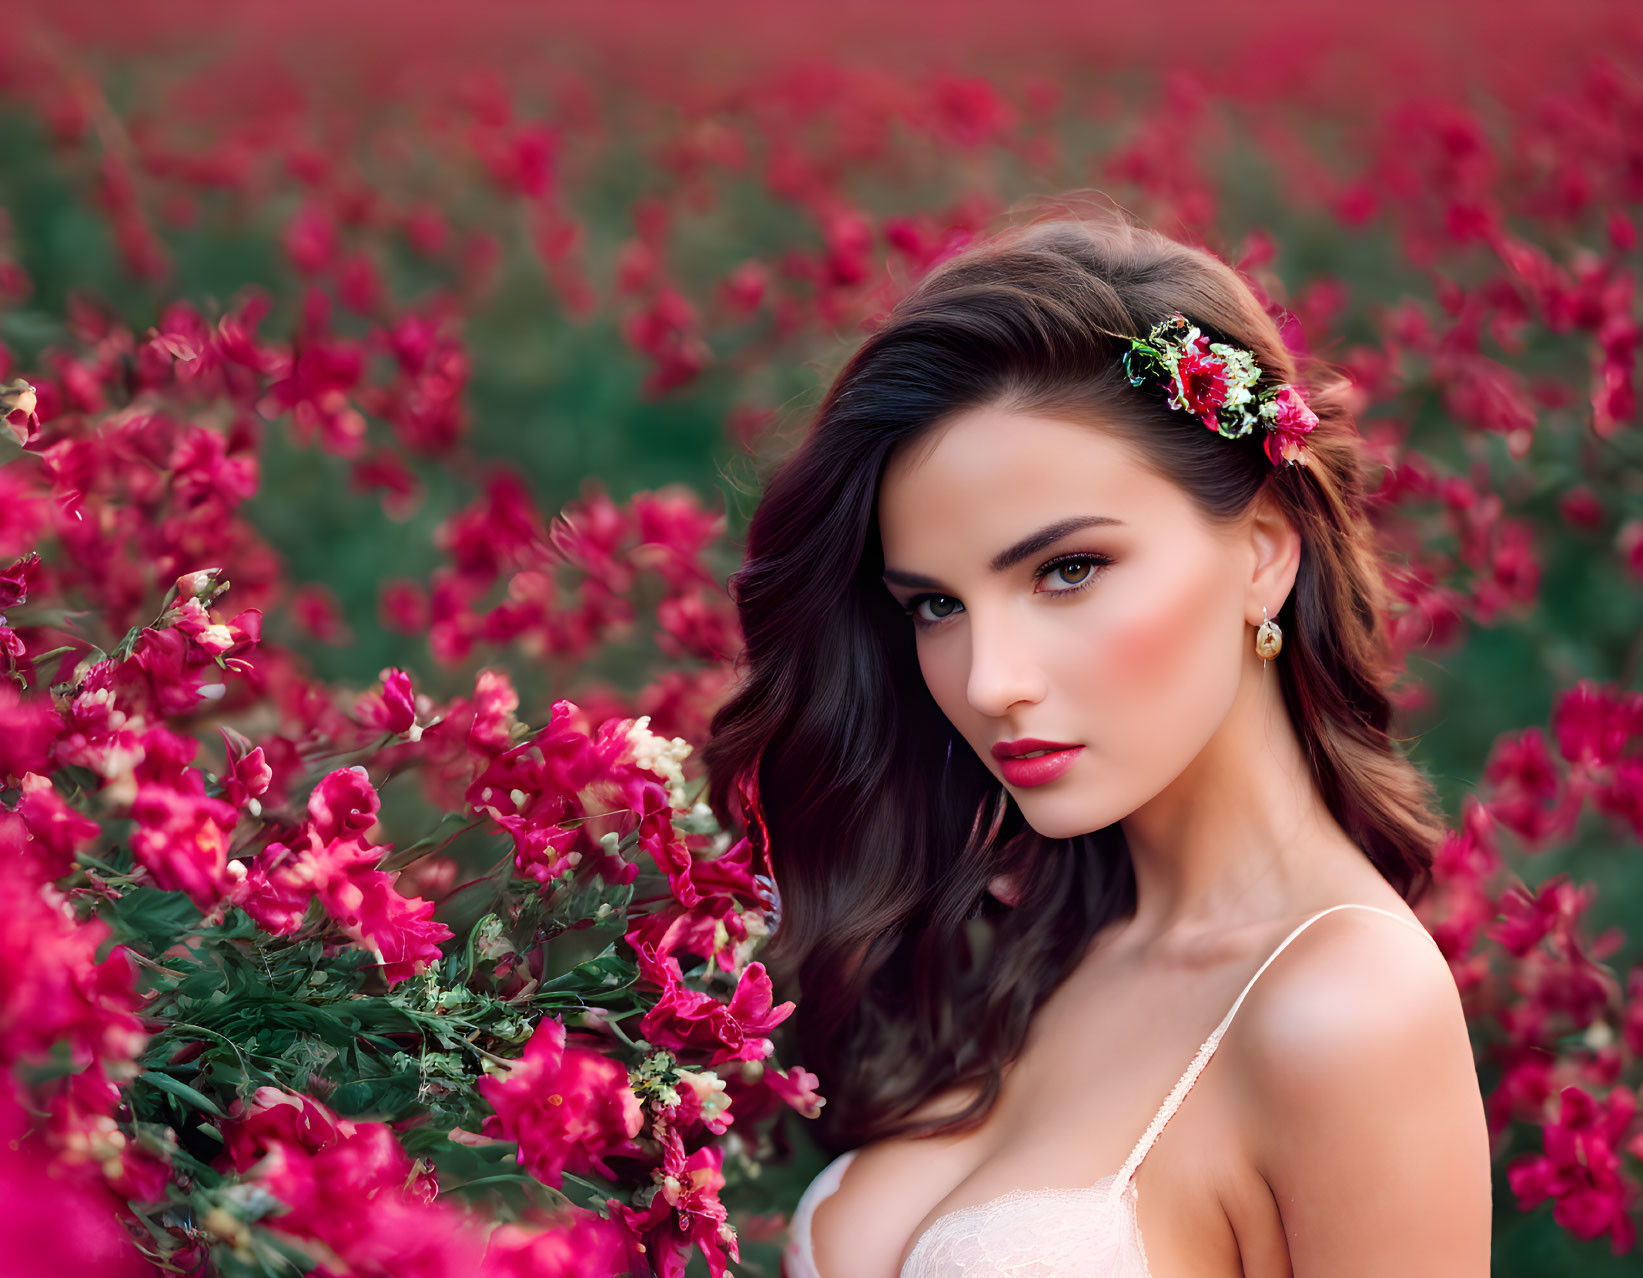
(964, 606, 1046, 718)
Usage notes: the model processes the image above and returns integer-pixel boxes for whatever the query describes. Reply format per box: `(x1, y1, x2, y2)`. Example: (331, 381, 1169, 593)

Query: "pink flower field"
(0, 1, 1641, 1274)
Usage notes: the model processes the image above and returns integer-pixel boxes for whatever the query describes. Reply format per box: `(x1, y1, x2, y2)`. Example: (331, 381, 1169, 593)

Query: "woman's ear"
(1246, 490, 1302, 622)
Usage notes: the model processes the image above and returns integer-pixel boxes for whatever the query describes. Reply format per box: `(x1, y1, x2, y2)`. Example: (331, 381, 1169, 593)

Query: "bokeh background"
(3, 0, 1642, 1272)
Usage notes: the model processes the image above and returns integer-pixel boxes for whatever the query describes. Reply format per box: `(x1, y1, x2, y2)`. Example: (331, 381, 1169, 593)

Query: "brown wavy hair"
(701, 194, 1443, 1154)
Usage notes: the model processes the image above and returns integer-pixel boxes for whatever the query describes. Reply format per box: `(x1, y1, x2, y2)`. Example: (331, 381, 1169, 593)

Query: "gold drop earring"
(1255, 603, 1283, 666)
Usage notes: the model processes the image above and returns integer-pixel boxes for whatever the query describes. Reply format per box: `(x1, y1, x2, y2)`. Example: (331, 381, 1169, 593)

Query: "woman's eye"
(1044, 559, 1096, 589)
(910, 595, 961, 624)
(902, 555, 1108, 628)
(1037, 554, 1111, 593)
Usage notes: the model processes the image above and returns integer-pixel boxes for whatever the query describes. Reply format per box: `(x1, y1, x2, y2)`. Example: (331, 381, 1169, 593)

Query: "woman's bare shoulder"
(1219, 899, 1476, 1158)
(1228, 899, 1458, 1058)
(1222, 903, 1490, 1271)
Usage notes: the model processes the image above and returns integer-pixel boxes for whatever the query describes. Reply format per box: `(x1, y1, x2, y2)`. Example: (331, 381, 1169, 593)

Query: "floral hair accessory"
(1122, 313, 1319, 467)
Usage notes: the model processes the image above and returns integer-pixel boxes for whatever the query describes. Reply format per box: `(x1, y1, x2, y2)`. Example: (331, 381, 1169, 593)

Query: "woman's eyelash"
(900, 552, 1113, 629)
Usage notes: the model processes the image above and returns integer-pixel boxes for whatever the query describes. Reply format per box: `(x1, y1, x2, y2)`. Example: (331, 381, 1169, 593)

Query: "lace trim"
(900, 1173, 1148, 1276)
(912, 1170, 1133, 1228)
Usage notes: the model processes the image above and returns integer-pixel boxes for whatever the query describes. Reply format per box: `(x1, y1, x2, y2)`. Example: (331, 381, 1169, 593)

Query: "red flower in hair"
(1171, 349, 1232, 428)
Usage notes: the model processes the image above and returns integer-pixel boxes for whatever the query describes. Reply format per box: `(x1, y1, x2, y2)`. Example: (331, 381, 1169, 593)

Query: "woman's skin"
(808, 405, 1491, 1276)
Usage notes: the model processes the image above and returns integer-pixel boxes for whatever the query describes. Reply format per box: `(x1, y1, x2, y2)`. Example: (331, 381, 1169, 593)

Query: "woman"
(701, 197, 1491, 1276)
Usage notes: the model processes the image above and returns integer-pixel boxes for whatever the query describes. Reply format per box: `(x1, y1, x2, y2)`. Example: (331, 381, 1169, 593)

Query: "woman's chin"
(1016, 799, 1114, 841)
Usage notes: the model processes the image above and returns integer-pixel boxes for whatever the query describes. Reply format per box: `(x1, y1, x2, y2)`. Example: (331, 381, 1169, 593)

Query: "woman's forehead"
(878, 408, 1168, 540)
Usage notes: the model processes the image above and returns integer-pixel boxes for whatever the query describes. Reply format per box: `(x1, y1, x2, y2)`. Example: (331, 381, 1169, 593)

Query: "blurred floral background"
(1, 0, 1641, 1274)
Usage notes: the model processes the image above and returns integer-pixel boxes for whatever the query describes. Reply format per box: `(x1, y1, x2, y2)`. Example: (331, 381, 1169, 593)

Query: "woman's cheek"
(918, 635, 968, 718)
(1071, 573, 1232, 728)
(1079, 582, 1191, 696)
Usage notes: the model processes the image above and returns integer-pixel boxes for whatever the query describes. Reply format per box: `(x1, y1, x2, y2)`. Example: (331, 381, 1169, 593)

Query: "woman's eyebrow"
(881, 515, 1124, 589)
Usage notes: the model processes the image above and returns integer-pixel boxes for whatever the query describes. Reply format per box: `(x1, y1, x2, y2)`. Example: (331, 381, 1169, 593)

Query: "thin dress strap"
(1108, 903, 1433, 1199)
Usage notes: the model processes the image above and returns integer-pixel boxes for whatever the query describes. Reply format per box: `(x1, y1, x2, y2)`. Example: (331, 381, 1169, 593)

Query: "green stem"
(23, 643, 79, 664)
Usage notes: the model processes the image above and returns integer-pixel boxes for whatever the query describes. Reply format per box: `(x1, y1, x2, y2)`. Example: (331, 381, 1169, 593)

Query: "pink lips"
(991, 737, 1084, 788)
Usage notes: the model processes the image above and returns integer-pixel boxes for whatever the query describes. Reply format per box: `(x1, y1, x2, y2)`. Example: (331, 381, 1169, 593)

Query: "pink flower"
(357, 667, 418, 736)
(126, 726, 242, 910)
(50, 659, 144, 778)
(236, 768, 451, 983)
(482, 1213, 632, 1278)
(0, 550, 40, 608)
(0, 855, 145, 1076)
(237, 846, 316, 934)
(1488, 875, 1591, 957)
(465, 699, 686, 895)
(624, 836, 764, 972)
(630, 487, 726, 593)
(290, 583, 350, 644)
(1263, 384, 1320, 465)
(1596, 756, 1643, 840)
(308, 765, 382, 841)
(762, 1063, 827, 1120)
(634, 782, 698, 906)
(168, 426, 257, 508)
(1442, 353, 1537, 438)
(163, 596, 263, 661)
(379, 579, 430, 634)
(281, 202, 338, 275)
(0, 1085, 152, 1278)
(217, 725, 272, 810)
(0, 619, 21, 664)
(479, 1016, 644, 1189)
(128, 780, 240, 910)
(221, 1087, 357, 1171)
(242, 828, 450, 983)
(635, 943, 793, 1065)
(1482, 727, 1578, 845)
(224, 1089, 485, 1278)
(1506, 1085, 1639, 1255)
(436, 471, 551, 582)
(353, 450, 424, 521)
(606, 1123, 738, 1278)
(43, 1066, 170, 1203)
(0, 683, 63, 785)
(656, 1066, 736, 1138)
(340, 869, 452, 984)
(1552, 682, 1643, 772)
(549, 484, 634, 590)
(3, 773, 101, 881)
(467, 668, 524, 756)
(656, 589, 740, 663)
(129, 628, 223, 715)
(625, 900, 745, 974)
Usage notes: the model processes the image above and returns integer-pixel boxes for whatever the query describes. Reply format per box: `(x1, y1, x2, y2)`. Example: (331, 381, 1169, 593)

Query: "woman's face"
(876, 404, 1264, 839)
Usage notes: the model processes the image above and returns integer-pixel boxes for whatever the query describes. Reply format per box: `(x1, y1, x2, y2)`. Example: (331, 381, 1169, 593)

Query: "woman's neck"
(1118, 663, 1358, 948)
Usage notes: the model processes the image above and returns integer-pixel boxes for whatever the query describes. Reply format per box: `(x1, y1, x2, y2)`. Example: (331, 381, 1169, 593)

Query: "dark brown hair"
(702, 194, 1443, 1153)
